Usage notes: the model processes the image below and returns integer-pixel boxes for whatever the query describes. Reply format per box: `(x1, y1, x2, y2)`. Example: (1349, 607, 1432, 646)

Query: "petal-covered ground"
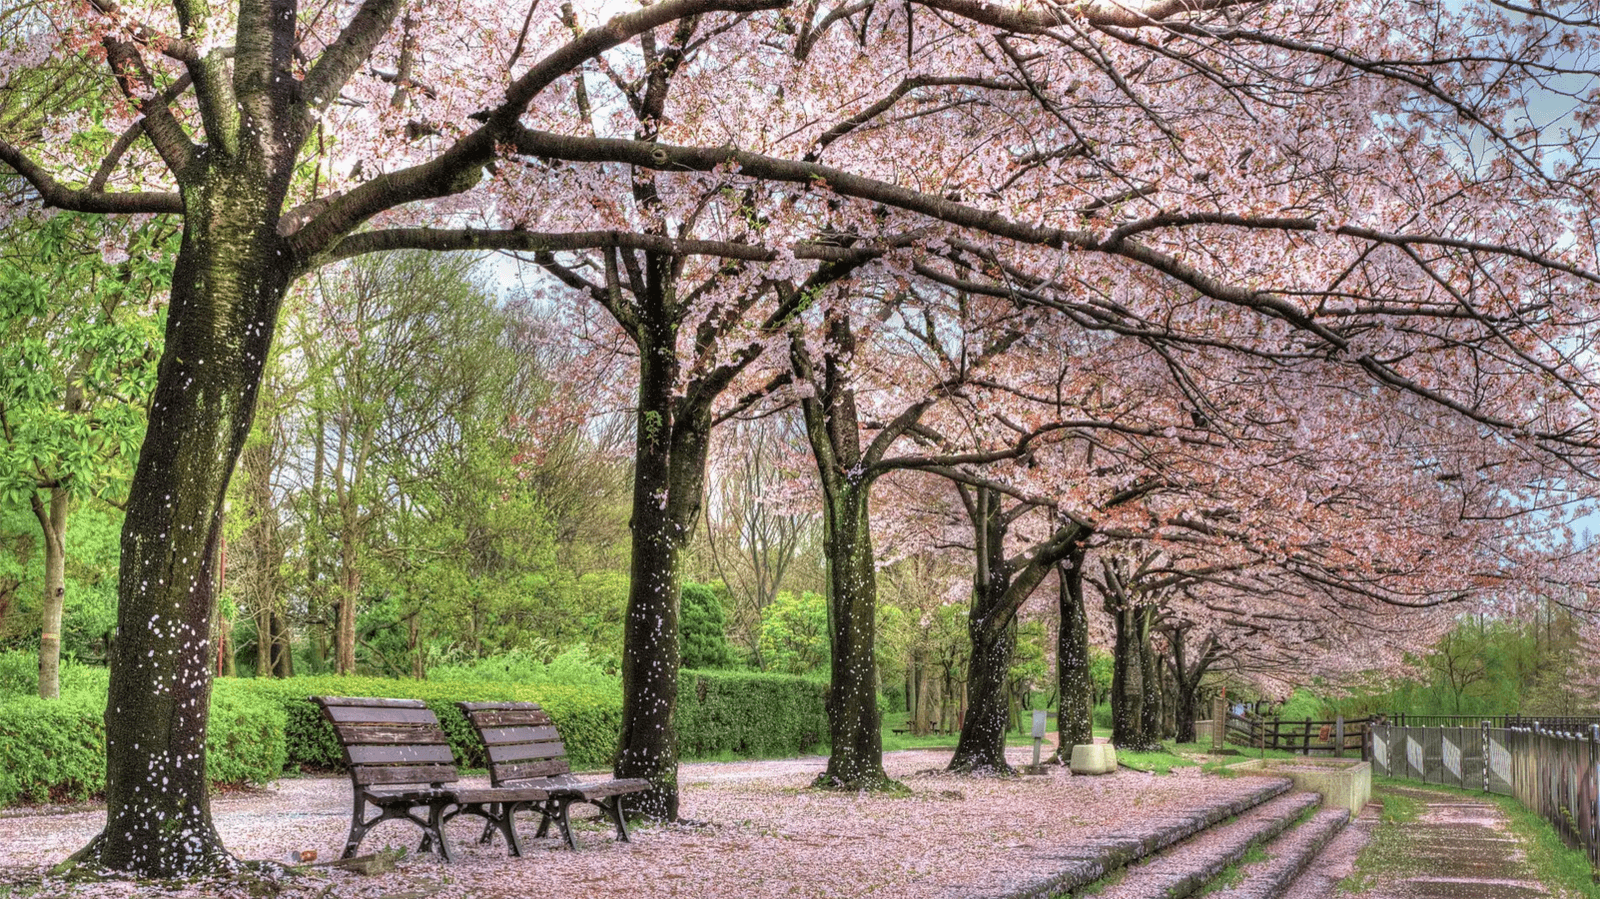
(0, 748, 1274, 899)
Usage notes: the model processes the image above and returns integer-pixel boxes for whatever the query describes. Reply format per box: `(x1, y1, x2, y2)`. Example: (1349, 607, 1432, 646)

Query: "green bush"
(208, 680, 289, 787)
(676, 669, 829, 758)
(241, 675, 625, 772)
(680, 582, 735, 670)
(1093, 701, 1113, 730)
(0, 666, 832, 807)
(0, 684, 285, 806)
(0, 693, 105, 804)
(0, 650, 109, 699)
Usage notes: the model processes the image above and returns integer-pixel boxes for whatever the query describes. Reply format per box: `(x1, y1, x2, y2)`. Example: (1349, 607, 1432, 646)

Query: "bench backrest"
(457, 701, 575, 787)
(313, 696, 460, 788)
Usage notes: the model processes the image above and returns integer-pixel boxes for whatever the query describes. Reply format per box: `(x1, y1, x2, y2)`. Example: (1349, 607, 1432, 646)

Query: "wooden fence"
(1370, 722, 1600, 871)
(1223, 712, 1370, 757)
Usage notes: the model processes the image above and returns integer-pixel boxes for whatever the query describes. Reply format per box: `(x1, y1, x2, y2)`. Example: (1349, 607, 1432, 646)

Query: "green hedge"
(677, 669, 829, 758)
(240, 676, 624, 773)
(0, 685, 284, 806)
(0, 668, 830, 807)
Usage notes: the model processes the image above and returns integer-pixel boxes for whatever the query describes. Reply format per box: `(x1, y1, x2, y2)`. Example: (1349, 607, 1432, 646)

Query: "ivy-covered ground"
(0, 746, 1274, 899)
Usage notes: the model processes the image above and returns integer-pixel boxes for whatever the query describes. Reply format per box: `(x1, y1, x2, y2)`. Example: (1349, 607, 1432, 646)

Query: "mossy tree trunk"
(948, 485, 1085, 774)
(1055, 545, 1095, 757)
(84, 166, 297, 875)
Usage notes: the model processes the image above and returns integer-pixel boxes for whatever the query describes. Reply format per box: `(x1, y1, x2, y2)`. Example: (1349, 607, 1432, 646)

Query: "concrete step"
(1086, 791, 1324, 899)
(1202, 807, 1350, 899)
(996, 777, 1294, 899)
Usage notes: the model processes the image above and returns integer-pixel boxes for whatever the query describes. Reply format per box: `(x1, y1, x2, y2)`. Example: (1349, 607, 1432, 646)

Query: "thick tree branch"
(0, 138, 183, 214)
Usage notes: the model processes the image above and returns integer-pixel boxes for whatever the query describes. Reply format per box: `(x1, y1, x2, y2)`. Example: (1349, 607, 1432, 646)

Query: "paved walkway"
(1285, 785, 1553, 899)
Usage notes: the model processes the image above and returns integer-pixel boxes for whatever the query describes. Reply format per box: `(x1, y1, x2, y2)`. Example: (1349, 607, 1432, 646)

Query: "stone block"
(1070, 743, 1118, 775)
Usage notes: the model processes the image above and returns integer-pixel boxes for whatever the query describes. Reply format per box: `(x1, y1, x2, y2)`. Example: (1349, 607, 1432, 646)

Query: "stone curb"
(1205, 807, 1350, 899)
(1097, 792, 1323, 899)
(995, 777, 1294, 899)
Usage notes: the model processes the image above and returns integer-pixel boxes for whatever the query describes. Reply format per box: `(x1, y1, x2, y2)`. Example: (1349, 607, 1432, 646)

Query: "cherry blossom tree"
(4, 0, 1600, 877)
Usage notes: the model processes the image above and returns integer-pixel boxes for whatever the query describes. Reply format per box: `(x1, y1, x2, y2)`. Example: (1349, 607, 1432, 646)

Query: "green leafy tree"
(681, 581, 736, 670)
(0, 212, 167, 697)
(759, 591, 830, 676)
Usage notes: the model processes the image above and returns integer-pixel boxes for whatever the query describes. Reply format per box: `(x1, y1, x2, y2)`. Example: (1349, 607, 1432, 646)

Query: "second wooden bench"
(458, 700, 650, 850)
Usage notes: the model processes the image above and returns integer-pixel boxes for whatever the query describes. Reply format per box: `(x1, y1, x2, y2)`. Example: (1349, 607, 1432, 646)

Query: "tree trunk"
(815, 478, 890, 788)
(1136, 607, 1162, 748)
(33, 487, 68, 699)
(613, 316, 711, 821)
(75, 171, 293, 875)
(1055, 548, 1094, 756)
(1109, 599, 1144, 748)
(950, 614, 1015, 773)
(337, 558, 359, 674)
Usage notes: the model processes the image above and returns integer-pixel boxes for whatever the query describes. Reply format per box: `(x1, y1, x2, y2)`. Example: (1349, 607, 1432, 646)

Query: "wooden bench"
(313, 696, 551, 860)
(458, 700, 650, 850)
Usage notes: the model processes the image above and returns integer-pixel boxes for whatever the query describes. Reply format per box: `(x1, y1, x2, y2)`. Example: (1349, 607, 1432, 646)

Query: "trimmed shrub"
(0, 666, 831, 807)
(241, 675, 625, 773)
(0, 684, 285, 806)
(208, 680, 289, 787)
(0, 693, 105, 804)
(676, 669, 829, 758)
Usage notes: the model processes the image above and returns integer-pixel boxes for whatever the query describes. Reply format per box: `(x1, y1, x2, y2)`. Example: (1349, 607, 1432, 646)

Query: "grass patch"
(1493, 791, 1600, 898)
(1197, 844, 1269, 896)
(880, 712, 961, 752)
(1115, 743, 1200, 775)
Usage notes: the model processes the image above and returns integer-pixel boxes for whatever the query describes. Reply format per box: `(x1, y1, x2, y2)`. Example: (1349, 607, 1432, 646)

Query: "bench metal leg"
(416, 801, 452, 862)
(534, 797, 579, 850)
(449, 801, 526, 858)
(601, 796, 631, 843)
(346, 794, 454, 861)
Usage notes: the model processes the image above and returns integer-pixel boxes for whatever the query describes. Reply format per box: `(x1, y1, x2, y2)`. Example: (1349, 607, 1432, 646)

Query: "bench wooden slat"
(459, 701, 543, 712)
(352, 762, 459, 786)
(468, 709, 553, 728)
(347, 744, 456, 765)
(479, 725, 560, 746)
(486, 740, 566, 764)
(324, 705, 440, 725)
(493, 758, 570, 782)
(317, 696, 428, 709)
(334, 723, 450, 746)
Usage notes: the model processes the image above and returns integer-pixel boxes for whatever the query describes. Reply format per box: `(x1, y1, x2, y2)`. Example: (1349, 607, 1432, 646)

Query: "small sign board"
(1031, 709, 1048, 739)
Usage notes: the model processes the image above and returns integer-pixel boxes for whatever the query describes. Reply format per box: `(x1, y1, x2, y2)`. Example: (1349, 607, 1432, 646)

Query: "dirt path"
(1286, 784, 1554, 899)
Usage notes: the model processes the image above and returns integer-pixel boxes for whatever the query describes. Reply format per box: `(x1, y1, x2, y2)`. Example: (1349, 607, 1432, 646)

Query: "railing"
(1370, 721, 1600, 870)
(1375, 712, 1600, 730)
(1223, 712, 1370, 758)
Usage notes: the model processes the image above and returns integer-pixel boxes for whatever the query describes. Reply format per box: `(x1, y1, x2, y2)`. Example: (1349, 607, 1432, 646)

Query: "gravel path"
(0, 748, 1277, 899)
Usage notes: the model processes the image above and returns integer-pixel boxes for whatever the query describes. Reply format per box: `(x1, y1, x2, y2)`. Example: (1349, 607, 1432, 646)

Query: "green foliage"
(759, 590, 830, 675)
(0, 649, 106, 698)
(239, 674, 625, 772)
(0, 675, 284, 806)
(1274, 688, 1332, 722)
(676, 669, 829, 758)
(204, 681, 288, 788)
(0, 499, 122, 660)
(680, 581, 735, 670)
(0, 213, 168, 509)
(1333, 610, 1590, 719)
(429, 645, 619, 688)
(0, 693, 105, 804)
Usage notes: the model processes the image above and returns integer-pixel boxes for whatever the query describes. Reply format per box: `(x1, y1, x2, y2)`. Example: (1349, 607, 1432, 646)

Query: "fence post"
(1335, 715, 1345, 759)
(1590, 725, 1599, 871)
(1482, 720, 1490, 794)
